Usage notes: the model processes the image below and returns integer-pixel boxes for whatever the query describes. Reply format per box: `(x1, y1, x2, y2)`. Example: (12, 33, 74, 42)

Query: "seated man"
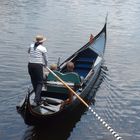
(43, 64, 58, 79)
(66, 62, 75, 72)
(66, 62, 82, 82)
(61, 62, 80, 108)
(66, 62, 84, 81)
(50, 64, 58, 71)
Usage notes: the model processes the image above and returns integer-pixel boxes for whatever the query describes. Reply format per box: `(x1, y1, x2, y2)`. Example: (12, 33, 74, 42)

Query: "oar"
(46, 67, 124, 140)
(46, 67, 89, 107)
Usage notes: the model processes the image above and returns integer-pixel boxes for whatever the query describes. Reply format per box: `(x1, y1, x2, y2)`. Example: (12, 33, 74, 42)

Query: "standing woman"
(28, 35, 48, 105)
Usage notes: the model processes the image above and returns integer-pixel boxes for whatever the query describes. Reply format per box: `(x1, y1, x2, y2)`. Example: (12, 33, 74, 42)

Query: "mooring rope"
(89, 107, 124, 140)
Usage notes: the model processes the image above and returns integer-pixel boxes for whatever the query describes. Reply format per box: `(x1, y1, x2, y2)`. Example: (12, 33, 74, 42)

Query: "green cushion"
(47, 71, 81, 84)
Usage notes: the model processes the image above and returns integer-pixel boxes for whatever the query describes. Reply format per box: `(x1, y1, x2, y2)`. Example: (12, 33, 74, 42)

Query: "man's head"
(50, 64, 57, 71)
(67, 62, 74, 72)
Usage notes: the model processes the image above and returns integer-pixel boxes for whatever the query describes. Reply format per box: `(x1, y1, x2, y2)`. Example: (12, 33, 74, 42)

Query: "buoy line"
(89, 107, 124, 140)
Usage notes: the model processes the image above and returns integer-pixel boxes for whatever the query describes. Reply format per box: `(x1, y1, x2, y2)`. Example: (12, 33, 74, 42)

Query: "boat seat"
(75, 63, 92, 69)
(47, 71, 81, 84)
(46, 71, 81, 94)
(77, 57, 95, 63)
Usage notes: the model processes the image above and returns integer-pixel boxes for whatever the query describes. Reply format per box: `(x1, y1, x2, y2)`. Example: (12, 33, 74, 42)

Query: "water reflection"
(23, 122, 74, 140)
(22, 106, 87, 140)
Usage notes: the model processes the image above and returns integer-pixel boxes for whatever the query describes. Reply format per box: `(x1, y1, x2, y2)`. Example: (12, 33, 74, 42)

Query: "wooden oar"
(45, 66, 124, 140)
(46, 67, 89, 107)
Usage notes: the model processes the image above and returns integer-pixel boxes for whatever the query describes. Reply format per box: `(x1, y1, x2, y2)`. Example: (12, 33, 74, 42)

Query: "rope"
(89, 107, 124, 140)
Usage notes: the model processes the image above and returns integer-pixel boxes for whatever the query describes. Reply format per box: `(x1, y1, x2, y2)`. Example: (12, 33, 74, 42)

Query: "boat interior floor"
(29, 94, 63, 114)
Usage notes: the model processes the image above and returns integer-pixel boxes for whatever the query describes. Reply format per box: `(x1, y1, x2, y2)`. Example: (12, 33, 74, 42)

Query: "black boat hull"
(17, 64, 101, 125)
(17, 20, 107, 125)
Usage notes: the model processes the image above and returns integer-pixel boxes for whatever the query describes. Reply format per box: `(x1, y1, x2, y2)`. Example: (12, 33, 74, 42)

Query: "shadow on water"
(23, 123, 76, 140)
(22, 68, 106, 140)
(22, 106, 87, 140)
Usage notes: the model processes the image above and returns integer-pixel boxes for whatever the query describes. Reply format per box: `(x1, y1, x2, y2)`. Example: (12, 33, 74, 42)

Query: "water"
(0, 0, 140, 139)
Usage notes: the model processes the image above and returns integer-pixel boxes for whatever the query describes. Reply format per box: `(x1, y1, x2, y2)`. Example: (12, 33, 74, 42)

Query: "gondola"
(17, 21, 107, 126)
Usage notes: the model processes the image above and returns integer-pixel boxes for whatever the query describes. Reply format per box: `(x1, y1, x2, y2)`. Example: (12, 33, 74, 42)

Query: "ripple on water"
(0, 0, 140, 140)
